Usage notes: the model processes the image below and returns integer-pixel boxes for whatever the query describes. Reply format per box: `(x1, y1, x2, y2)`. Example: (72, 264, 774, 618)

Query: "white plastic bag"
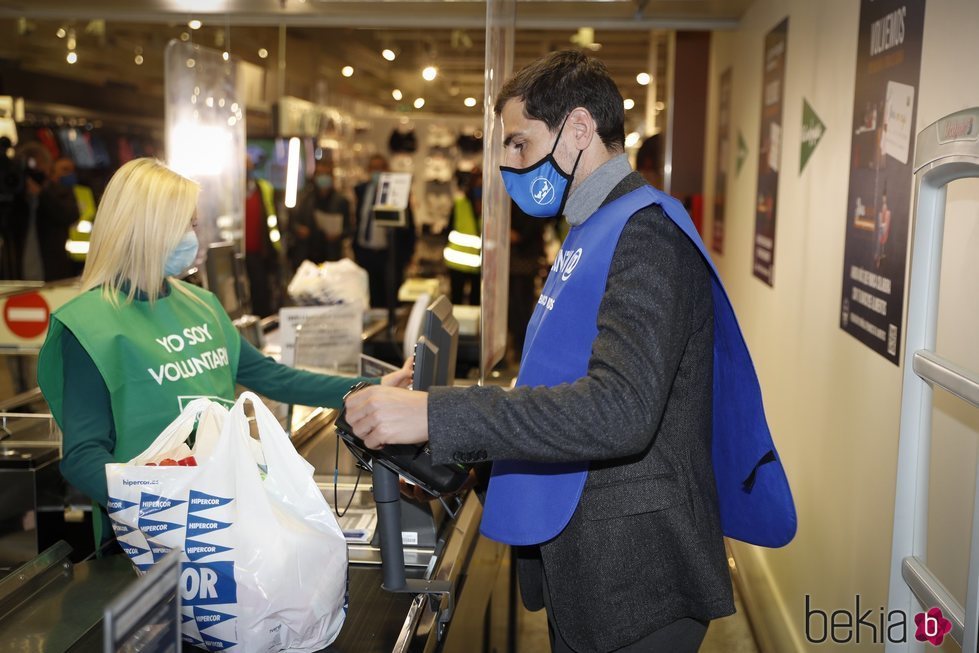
(286, 258, 369, 308)
(105, 394, 348, 652)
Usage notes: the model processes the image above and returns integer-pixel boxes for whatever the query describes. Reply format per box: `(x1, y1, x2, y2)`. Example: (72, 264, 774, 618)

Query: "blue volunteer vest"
(480, 186, 797, 548)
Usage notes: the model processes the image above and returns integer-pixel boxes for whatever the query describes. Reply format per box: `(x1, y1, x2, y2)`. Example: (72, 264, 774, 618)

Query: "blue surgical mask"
(500, 117, 582, 219)
(164, 230, 199, 277)
(59, 173, 78, 188)
(314, 174, 333, 190)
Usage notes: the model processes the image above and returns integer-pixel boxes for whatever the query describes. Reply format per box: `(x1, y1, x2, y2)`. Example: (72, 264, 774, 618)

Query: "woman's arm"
(60, 329, 115, 506)
(236, 337, 410, 408)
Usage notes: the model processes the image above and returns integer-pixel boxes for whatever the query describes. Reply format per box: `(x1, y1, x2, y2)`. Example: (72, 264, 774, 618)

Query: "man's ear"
(567, 107, 597, 152)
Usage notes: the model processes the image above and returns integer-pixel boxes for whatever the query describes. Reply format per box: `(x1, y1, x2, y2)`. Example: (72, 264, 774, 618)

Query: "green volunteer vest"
(40, 280, 241, 462)
(38, 281, 241, 546)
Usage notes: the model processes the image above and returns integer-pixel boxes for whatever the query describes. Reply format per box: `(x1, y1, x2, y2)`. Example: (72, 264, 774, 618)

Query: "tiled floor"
(516, 580, 760, 653)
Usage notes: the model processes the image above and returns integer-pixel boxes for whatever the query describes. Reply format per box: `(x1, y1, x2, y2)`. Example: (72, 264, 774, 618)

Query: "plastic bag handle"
(229, 392, 336, 526)
(129, 397, 215, 465)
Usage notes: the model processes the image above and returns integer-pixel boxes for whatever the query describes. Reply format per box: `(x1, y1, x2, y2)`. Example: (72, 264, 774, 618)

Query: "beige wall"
(703, 1, 979, 650)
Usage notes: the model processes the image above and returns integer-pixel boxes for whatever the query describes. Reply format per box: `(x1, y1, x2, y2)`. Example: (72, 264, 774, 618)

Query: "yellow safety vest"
(66, 184, 97, 262)
(443, 196, 481, 274)
(255, 178, 282, 252)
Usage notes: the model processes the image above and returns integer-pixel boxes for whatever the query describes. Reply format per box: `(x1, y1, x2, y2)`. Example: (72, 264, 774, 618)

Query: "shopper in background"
(52, 157, 97, 270)
(243, 153, 280, 317)
(636, 133, 664, 189)
(288, 157, 350, 269)
(343, 51, 736, 652)
(353, 154, 416, 309)
(0, 142, 77, 281)
(444, 167, 482, 306)
(36, 158, 411, 551)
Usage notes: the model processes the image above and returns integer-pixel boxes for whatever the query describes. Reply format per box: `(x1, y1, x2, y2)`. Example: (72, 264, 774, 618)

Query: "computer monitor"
(412, 336, 439, 392)
(420, 295, 459, 388)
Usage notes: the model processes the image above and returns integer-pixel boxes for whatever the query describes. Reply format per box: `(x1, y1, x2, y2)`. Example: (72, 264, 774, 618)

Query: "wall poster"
(712, 67, 732, 254)
(839, 0, 925, 365)
(752, 17, 789, 285)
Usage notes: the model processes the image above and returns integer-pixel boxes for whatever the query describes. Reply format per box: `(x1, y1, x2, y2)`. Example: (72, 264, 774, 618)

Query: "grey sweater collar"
(564, 153, 632, 227)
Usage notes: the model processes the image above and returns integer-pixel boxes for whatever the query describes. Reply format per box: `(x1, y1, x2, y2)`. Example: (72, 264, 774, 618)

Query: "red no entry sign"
(4, 291, 50, 339)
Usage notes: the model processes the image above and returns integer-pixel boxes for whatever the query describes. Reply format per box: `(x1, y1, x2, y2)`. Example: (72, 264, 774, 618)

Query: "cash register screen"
(418, 295, 459, 388)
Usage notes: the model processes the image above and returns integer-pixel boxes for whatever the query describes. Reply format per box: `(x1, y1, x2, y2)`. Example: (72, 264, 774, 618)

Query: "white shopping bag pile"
(286, 258, 369, 308)
(106, 393, 348, 652)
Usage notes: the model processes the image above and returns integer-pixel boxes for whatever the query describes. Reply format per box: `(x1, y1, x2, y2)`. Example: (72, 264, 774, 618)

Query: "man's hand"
(343, 386, 428, 449)
(379, 356, 412, 388)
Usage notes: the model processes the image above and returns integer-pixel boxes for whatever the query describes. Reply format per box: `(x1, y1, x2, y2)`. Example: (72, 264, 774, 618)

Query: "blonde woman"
(37, 158, 410, 549)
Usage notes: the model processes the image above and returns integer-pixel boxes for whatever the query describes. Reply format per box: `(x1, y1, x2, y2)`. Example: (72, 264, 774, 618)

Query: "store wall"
(703, 1, 979, 651)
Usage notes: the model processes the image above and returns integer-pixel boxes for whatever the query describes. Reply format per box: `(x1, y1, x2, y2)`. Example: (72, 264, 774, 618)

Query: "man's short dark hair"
(494, 50, 625, 152)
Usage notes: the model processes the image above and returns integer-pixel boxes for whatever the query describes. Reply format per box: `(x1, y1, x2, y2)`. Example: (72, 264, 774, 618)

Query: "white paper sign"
(278, 304, 362, 371)
(768, 122, 782, 173)
(373, 172, 412, 210)
(884, 80, 915, 165)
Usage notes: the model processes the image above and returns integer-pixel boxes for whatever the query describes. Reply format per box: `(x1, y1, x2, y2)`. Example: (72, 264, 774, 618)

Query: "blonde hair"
(82, 158, 200, 305)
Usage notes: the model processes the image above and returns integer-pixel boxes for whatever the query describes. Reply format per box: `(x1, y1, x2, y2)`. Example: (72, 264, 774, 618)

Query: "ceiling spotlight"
(66, 51, 77, 64)
(413, 98, 425, 109)
(258, 48, 269, 59)
(636, 72, 651, 86)
(180, 32, 190, 42)
(341, 65, 354, 77)
(392, 89, 403, 101)
(135, 54, 144, 65)
(422, 66, 437, 81)
(623, 98, 635, 110)
(56, 27, 66, 39)
(625, 131, 641, 148)
(382, 48, 396, 61)
(464, 97, 477, 108)
(222, 51, 229, 61)
(188, 19, 202, 30)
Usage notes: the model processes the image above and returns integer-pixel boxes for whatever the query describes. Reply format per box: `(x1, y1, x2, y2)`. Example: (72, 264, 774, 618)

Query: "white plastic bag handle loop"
(229, 391, 315, 478)
(229, 392, 338, 529)
(130, 397, 216, 465)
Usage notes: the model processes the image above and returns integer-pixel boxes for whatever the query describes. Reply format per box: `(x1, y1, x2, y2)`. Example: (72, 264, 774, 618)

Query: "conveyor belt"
(322, 566, 419, 652)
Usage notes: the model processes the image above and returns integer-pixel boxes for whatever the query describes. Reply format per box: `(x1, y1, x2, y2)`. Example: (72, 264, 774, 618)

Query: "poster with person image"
(752, 18, 788, 286)
(839, 0, 925, 365)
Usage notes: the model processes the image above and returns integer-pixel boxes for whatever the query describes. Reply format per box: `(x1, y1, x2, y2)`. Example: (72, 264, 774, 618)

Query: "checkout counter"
(0, 394, 513, 653)
(0, 299, 512, 653)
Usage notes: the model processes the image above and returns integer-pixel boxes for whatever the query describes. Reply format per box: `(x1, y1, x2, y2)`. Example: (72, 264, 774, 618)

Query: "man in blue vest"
(345, 51, 794, 652)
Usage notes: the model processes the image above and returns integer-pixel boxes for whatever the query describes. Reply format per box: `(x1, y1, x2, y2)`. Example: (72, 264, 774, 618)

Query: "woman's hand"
(380, 356, 413, 388)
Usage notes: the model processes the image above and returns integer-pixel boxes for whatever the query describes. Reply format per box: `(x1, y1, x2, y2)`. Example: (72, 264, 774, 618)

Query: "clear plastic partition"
(479, 0, 516, 380)
(164, 40, 246, 252)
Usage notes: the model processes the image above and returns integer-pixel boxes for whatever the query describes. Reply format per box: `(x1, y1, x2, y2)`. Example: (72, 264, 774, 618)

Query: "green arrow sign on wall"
(736, 130, 748, 176)
(800, 99, 826, 172)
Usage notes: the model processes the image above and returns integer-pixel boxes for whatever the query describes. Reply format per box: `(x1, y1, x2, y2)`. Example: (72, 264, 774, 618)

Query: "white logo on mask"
(531, 177, 555, 205)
